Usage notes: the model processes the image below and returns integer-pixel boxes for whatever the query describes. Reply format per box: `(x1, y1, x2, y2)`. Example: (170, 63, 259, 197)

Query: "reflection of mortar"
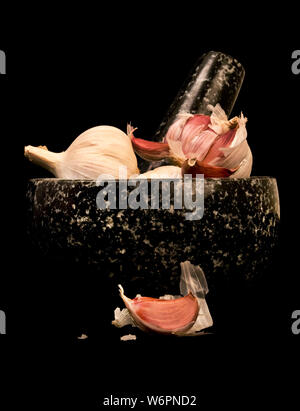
(26, 176, 280, 299)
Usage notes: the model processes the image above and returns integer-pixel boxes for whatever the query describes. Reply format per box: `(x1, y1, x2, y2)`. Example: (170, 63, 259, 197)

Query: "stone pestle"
(146, 51, 245, 172)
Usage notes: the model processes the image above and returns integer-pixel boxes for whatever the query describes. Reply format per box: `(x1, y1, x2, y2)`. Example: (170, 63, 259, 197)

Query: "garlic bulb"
(128, 104, 252, 178)
(24, 126, 139, 179)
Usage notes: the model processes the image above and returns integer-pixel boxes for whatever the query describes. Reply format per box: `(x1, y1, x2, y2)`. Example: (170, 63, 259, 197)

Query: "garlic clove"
(179, 114, 212, 145)
(212, 140, 251, 168)
(181, 128, 218, 162)
(167, 139, 186, 166)
(230, 148, 253, 178)
(127, 124, 170, 162)
(203, 128, 237, 165)
(203, 111, 252, 176)
(165, 114, 216, 163)
(164, 112, 205, 142)
(139, 165, 182, 179)
(118, 285, 199, 335)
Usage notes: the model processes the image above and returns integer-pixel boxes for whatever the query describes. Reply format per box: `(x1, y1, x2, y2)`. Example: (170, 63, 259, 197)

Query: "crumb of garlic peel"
(120, 334, 137, 341)
(77, 333, 88, 340)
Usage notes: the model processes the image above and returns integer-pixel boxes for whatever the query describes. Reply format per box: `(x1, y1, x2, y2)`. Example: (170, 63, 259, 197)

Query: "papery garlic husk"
(139, 165, 182, 179)
(178, 261, 213, 336)
(24, 126, 139, 179)
(112, 307, 136, 328)
(118, 284, 199, 335)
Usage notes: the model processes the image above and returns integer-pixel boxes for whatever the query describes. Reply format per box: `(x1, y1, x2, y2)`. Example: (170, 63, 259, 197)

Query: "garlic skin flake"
(120, 334, 137, 341)
(24, 126, 139, 179)
(112, 307, 136, 328)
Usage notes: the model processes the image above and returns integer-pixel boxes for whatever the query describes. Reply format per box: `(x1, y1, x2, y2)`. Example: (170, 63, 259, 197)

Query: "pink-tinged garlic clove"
(127, 124, 170, 162)
(118, 285, 199, 335)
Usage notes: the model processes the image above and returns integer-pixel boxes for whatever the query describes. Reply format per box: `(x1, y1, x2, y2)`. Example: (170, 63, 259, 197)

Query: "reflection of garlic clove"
(118, 284, 199, 335)
(24, 126, 139, 179)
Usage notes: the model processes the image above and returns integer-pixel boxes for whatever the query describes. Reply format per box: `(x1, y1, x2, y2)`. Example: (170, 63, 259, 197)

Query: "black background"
(1, 8, 299, 409)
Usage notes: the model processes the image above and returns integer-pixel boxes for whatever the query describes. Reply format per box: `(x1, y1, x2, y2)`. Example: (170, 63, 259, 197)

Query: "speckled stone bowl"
(25, 177, 280, 297)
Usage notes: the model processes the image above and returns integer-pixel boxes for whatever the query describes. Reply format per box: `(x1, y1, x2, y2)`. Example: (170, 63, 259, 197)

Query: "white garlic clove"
(139, 165, 182, 179)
